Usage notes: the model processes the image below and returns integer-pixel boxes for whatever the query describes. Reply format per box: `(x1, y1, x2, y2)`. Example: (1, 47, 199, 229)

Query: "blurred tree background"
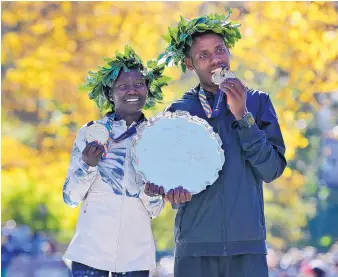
(2, 2, 338, 251)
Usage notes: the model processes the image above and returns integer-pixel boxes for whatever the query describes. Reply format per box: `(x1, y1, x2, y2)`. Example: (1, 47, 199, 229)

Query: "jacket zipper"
(84, 202, 89, 213)
(83, 189, 91, 213)
(217, 116, 227, 254)
(114, 144, 128, 272)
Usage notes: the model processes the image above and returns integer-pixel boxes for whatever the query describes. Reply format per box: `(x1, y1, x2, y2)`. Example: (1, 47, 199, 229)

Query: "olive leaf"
(157, 9, 241, 71)
(81, 45, 170, 114)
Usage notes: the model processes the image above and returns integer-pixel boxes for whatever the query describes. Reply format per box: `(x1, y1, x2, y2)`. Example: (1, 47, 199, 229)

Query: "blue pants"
(174, 254, 269, 277)
(71, 262, 149, 277)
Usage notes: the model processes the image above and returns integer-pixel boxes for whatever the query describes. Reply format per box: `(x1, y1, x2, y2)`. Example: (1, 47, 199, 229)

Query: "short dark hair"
(183, 30, 227, 58)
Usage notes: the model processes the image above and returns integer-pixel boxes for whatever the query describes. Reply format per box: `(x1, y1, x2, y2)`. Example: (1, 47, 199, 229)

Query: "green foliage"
(81, 45, 170, 114)
(158, 9, 242, 72)
(2, 2, 338, 250)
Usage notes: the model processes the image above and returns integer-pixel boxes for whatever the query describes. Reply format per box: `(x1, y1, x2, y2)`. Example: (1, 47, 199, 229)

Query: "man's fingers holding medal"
(219, 78, 248, 119)
(144, 182, 165, 197)
(220, 78, 247, 98)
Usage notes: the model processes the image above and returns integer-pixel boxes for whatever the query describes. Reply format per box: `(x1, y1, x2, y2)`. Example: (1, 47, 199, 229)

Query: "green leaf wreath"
(80, 45, 170, 113)
(158, 9, 242, 72)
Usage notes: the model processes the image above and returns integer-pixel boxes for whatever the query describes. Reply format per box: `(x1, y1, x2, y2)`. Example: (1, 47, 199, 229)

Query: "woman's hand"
(144, 182, 165, 197)
(82, 141, 105, 167)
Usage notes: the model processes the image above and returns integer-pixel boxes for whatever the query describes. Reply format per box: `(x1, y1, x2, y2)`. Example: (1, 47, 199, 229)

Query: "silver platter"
(131, 111, 225, 194)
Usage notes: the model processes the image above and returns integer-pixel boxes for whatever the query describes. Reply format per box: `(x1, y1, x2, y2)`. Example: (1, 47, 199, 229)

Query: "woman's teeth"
(126, 98, 139, 102)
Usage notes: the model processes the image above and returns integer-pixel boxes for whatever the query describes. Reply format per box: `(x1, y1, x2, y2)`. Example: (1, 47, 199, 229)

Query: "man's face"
(111, 70, 148, 115)
(185, 33, 230, 92)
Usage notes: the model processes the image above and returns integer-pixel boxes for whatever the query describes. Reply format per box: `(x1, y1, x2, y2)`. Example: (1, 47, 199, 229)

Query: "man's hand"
(144, 182, 165, 197)
(219, 78, 248, 120)
(165, 186, 192, 204)
(82, 141, 105, 167)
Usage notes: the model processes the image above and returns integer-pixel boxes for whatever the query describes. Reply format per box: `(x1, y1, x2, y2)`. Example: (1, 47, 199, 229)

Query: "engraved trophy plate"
(85, 123, 110, 145)
(131, 111, 225, 194)
(211, 68, 236, 85)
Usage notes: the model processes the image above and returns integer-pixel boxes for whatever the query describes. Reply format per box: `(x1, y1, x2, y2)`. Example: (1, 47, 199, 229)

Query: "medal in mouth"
(211, 67, 236, 85)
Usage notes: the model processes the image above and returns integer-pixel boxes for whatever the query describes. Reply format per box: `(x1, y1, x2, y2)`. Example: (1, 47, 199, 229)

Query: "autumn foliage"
(2, 2, 337, 249)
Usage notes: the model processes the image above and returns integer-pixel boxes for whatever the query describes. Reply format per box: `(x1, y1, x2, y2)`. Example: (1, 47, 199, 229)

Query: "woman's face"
(110, 70, 148, 115)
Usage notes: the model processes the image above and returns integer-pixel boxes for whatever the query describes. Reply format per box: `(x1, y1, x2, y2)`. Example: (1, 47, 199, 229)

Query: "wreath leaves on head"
(80, 45, 170, 113)
(158, 9, 242, 72)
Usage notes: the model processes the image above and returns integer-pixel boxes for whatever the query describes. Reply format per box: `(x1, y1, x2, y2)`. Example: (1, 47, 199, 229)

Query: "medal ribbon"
(198, 88, 224, 118)
(108, 114, 146, 143)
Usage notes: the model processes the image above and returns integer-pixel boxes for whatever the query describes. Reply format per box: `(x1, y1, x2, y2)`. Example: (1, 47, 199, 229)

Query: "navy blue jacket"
(166, 86, 287, 257)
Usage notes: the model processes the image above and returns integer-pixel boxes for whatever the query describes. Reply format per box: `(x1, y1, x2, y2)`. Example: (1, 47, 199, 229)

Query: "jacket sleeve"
(138, 184, 164, 218)
(236, 95, 287, 183)
(63, 126, 99, 207)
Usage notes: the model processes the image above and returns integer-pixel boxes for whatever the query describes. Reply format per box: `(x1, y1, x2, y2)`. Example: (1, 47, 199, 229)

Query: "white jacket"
(62, 114, 164, 273)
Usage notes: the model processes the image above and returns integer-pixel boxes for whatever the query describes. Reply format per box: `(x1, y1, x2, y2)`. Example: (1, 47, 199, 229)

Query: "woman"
(62, 46, 169, 277)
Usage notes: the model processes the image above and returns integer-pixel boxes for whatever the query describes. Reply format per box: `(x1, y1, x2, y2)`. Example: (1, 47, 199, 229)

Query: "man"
(159, 11, 287, 277)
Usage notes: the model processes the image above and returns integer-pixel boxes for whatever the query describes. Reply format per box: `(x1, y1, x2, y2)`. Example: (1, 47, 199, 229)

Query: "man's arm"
(236, 94, 287, 183)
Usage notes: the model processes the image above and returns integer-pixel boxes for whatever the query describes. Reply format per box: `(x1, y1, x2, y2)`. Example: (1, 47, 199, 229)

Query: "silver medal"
(211, 68, 236, 85)
(85, 123, 109, 145)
